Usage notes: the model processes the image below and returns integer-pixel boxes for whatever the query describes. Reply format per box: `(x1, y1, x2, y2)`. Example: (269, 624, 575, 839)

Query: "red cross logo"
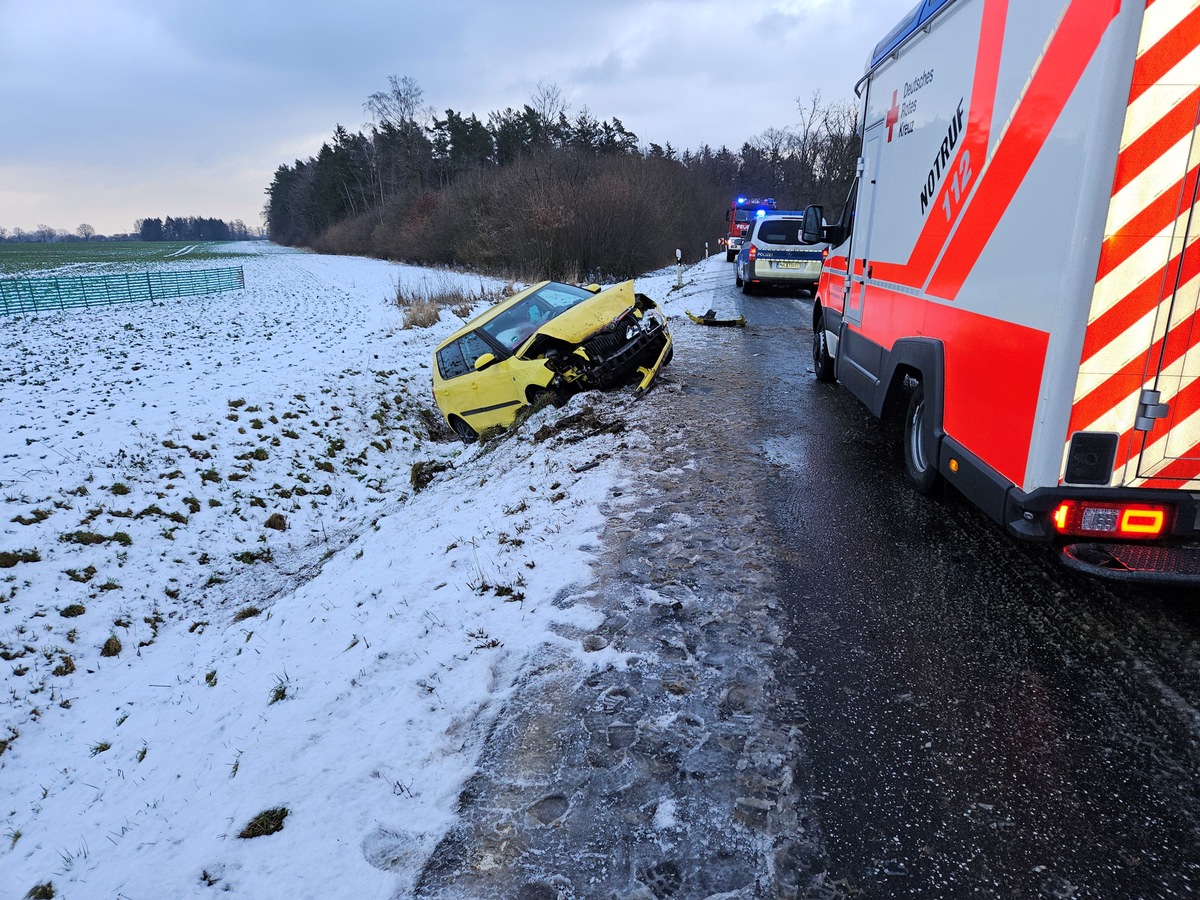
(886, 90, 900, 142)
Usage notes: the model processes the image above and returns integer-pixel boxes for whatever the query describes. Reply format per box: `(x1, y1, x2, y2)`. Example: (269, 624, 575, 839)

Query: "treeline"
(136, 216, 256, 242)
(266, 77, 860, 280)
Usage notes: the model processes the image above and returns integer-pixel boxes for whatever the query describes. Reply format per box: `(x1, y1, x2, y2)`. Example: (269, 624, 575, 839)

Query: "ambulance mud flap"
(1060, 543, 1200, 585)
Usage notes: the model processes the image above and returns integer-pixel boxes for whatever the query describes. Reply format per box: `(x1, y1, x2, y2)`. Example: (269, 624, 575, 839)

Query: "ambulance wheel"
(450, 416, 477, 445)
(812, 314, 835, 383)
(904, 383, 941, 494)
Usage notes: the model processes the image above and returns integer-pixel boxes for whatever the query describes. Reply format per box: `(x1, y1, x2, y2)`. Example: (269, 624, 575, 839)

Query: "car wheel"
(812, 313, 835, 383)
(449, 416, 477, 445)
(735, 267, 743, 287)
(741, 276, 754, 295)
(903, 382, 941, 494)
(662, 345, 674, 367)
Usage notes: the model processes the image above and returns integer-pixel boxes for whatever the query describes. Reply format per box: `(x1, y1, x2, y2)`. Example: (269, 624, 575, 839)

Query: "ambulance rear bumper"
(1060, 542, 1200, 585)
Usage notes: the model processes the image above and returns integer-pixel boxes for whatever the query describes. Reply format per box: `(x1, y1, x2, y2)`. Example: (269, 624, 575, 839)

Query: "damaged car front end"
(433, 280, 671, 443)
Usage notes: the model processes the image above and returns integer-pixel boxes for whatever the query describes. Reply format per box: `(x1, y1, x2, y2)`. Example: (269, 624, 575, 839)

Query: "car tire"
(450, 416, 477, 445)
(812, 313, 835, 383)
(741, 277, 754, 295)
(903, 382, 941, 494)
(735, 267, 743, 287)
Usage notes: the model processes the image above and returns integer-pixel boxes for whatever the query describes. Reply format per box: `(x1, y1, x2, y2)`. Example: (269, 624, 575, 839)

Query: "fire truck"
(801, 0, 1200, 582)
(722, 196, 777, 262)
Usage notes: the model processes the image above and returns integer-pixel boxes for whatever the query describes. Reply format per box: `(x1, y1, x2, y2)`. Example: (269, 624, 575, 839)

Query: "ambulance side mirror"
(801, 205, 826, 244)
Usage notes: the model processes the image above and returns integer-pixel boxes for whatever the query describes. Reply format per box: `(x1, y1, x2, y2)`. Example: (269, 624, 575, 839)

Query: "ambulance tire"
(904, 382, 941, 494)
(812, 315, 835, 383)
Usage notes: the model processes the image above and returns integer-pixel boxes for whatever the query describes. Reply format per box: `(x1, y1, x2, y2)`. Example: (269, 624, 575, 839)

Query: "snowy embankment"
(0, 243, 714, 898)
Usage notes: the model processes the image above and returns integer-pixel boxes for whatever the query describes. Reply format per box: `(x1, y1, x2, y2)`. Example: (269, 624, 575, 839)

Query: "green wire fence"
(0, 266, 245, 315)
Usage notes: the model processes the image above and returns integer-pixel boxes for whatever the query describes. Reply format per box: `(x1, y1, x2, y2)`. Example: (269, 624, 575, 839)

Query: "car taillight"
(1051, 500, 1171, 539)
(748, 245, 757, 261)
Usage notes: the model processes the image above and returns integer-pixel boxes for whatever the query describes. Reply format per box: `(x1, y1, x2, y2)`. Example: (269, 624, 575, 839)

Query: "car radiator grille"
(581, 318, 667, 388)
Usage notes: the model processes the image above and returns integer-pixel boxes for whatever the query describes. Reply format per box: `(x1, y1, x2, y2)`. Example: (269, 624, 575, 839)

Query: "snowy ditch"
(0, 244, 810, 898)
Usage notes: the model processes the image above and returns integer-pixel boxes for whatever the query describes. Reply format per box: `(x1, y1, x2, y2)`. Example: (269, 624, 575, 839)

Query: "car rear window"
(756, 219, 805, 246)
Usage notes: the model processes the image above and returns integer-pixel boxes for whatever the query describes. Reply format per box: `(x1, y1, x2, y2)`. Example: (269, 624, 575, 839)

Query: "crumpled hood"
(532, 281, 642, 343)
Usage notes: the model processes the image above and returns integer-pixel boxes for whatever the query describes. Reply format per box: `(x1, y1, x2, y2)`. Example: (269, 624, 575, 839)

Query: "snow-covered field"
(0, 243, 708, 899)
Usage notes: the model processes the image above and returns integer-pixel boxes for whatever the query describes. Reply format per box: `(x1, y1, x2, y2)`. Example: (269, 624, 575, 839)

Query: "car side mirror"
(800, 205, 825, 244)
(582, 283, 602, 293)
(474, 352, 496, 371)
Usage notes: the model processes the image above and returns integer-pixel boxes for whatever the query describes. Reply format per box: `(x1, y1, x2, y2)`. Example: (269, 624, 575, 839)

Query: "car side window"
(437, 331, 494, 379)
(437, 341, 468, 380)
(458, 331, 492, 370)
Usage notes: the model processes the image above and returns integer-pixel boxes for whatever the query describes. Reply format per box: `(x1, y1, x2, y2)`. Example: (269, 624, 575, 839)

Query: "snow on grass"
(0, 243, 733, 898)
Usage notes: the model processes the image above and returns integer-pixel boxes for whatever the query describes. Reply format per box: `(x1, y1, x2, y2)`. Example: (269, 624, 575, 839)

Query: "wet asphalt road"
(738, 285, 1200, 898)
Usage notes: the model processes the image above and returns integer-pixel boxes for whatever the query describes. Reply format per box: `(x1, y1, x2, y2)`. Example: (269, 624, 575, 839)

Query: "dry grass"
(394, 278, 511, 329)
(238, 807, 288, 839)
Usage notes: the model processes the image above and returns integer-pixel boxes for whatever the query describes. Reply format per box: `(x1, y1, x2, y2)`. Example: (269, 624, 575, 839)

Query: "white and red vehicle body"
(722, 196, 778, 261)
(804, 0, 1200, 581)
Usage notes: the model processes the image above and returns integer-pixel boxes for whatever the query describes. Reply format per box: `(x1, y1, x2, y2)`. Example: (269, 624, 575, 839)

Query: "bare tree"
(76, 223, 95, 241)
(530, 81, 568, 125)
(364, 75, 428, 128)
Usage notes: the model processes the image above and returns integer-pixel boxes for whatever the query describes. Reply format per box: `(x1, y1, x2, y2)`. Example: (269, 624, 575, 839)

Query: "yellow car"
(432, 280, 672, 442)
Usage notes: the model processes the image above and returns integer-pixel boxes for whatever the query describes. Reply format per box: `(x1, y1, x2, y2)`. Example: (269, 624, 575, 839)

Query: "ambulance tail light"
(1051, 500, 1171, 539)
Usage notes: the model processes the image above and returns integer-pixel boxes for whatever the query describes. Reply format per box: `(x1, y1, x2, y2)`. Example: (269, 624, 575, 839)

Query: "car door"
(437, 331, 525, 430)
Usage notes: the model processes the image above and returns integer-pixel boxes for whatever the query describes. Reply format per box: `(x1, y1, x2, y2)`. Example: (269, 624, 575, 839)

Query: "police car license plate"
(776, 261, 800, 269)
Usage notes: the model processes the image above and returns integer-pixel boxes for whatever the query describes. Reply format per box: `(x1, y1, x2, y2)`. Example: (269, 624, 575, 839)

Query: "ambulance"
(801, 0, 1200, 582)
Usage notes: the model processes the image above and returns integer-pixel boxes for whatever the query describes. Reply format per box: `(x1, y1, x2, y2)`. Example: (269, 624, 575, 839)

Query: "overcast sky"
(0, 0, 904, 236)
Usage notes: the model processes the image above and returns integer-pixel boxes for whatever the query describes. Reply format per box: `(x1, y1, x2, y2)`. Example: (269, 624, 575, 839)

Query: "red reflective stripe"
(1073, 299, 1200, 434)
(1140, 449, 1200, 488)
(1112, 85, 1200, 196)
(1095, 165, 1200, 281)
(1082, 231, 1200, 363)
(922, 302, 1048, 485)
(897, 0, 1008, 286)
(926, 0, 1120, 299)
(1103, 371, 1200, 477)
(1129, 4, 1200, 104)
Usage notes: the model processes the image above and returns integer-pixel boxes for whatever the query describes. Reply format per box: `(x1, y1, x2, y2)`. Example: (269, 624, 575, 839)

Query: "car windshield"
(756, 218, 805, 246)
(480, 282, 594, 352)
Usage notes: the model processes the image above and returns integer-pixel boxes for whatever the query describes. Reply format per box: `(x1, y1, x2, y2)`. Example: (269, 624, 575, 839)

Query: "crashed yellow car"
(432, 280, 672, 442)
